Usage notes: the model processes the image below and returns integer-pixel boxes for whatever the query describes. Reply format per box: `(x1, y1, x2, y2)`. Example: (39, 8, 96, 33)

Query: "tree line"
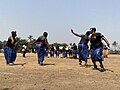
(0, 35, 68, 53)
(0, 35, 119, 54)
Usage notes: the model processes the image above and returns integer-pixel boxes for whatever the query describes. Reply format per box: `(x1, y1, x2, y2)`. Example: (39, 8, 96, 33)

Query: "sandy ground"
(0, 53, 120, 90)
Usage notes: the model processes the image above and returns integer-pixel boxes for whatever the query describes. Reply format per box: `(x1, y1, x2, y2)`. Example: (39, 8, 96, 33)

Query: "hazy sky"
(0, 0, 120, 44)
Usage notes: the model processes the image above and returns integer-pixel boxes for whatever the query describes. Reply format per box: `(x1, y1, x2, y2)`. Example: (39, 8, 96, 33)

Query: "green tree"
(52, 42, 68, 47)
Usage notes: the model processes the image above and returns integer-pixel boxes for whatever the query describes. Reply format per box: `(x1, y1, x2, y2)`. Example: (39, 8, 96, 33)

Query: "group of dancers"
(2, 27, 110, 71)
(71, 28, 110, 71)
(44, 43, 78, 59)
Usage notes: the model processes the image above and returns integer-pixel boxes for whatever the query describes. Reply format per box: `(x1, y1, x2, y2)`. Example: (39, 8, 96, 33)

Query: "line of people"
(2, 27, 110, 72)
(44, 43, 78, 59)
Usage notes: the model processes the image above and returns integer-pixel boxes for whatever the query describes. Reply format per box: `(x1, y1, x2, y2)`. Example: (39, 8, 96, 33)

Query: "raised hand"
(71, 29, 74, 33)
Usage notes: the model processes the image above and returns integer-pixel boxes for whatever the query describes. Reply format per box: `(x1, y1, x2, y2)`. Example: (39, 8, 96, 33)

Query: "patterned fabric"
(3, 45, 16, 64)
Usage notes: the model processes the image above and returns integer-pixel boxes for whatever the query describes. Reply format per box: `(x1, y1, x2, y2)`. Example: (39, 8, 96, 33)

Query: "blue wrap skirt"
(50, 50, 54, 57)
(35, 44, 45, 62)
(78, 44, 89, 62)
(45, 50, 49, 56)
(62, 51, 67, 58)
(72, 50, 78, 57)
(55, 50, 59, 57)
(90, 47, 103, 61)
(3, 45, 17, 64)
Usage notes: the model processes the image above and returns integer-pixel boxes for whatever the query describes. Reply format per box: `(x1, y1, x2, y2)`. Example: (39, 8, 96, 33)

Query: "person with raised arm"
(71, 29, 90, 66)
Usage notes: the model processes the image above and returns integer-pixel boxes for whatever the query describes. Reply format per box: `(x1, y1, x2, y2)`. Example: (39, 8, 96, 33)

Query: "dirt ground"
(0, 53, 120, 90)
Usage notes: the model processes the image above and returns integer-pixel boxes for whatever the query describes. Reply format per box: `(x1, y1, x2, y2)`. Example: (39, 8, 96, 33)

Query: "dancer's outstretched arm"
(71, 29, 83, 37)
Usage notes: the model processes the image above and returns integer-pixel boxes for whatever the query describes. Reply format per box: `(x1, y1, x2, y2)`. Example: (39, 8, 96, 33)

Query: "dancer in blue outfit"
(61, 46, 67, 58)
(71, 29, 90, 66)
(44, 47, 49, 57)
(72, 43, 78, 59)
(34, 32, 49, 65)
(50, 44, 54, 57)
(89, 28, 110, 71)
(3, 31, 17, 65)
(55, 45, 60, 58)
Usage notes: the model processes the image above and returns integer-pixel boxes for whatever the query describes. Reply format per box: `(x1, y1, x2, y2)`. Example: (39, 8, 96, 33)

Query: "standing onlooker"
(68, 43, 73, 57)
(3, 31, 17, 65)
(61, 46, 67, 58)
(72, 43, 78, 59)
(34, 32, 49, 65)
(22, 44, 27, 58)
(89, 28, 110, 71)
